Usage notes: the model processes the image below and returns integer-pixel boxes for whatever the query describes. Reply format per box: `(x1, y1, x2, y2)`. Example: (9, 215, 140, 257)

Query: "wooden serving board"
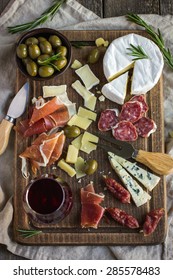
(14, 30, 167, 245)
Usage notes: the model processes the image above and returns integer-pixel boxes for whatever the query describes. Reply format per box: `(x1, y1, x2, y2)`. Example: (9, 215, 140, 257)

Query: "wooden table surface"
(0, 0, 173, 260)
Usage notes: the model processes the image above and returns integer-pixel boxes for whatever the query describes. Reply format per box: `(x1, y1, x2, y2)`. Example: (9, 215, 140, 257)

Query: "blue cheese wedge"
(108, 152, 151, 207)
(75, 64, 100, 90)
(110, 154, 160, 191)
(101, 72, 129, 105)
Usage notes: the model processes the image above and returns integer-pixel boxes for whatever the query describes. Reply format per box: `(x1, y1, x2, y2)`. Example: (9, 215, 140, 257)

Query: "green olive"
(37, 54, 50, 65)
(16, 44, 28, 59)
(37, 36, 47, 43)
(26, 60, 38, 76)
(25, 37, 39, 45)
(40, 40, 52, 54)
(48, 35, 62, 48)
(87, 48, 100, 64)
(28, 44, 41, 59)
(84, 159, 98, 175)
(22, 57, 32, 66)
(53, 57, 67, 70)
(56, 46, 67, 57)
(38, 65, 54, 77)
(64, 126, 81, 138)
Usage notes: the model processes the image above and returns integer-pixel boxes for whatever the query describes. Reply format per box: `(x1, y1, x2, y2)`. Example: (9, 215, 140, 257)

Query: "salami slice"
(143, 208, 164, 236)
(134, 117, 157, 137)
(112, 120, 138, 141)
(130, 95, 148, 115)
(119, 101, 143, 123)
(106, 207, 139, 229)
(98, 109, 119, 131)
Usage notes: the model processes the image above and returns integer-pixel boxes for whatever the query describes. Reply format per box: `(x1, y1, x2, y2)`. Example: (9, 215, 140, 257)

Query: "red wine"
(27, 178, 64, 214)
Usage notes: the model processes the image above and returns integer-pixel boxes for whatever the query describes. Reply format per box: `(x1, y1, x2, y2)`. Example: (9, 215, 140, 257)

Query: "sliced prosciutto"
(134, 117, 157, 137)
(119, 101, 143, 123)
(20, 131, 65, 174)
(15, 95, 76, 137)
(112, 120, 138, 141)
(29, 96, 66, 125)
(81, 183, 105, 229)
(98, 109, 119, 131)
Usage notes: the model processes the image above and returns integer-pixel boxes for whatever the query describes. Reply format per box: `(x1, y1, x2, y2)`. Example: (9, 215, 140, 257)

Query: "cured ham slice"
(29, 97, 66, 125)
(81, 183, 105, 229)
(20, 131, 65, 174)
(81, 204, 105, 229)
(15, 95, 76, 137)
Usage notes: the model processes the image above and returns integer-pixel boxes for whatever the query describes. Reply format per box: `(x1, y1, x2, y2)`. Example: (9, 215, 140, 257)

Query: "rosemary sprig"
(39, 52, 61, 70)
(71, 42, 91, 48)
(8, 0, 66, 34)
(17, 229, 42, 238)
(127, 44, 149, 60)
(126, 13, 173, 69)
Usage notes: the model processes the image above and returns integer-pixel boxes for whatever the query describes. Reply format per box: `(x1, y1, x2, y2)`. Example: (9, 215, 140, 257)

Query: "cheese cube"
(75, 64, 100, 90)
(75, 157, 86, 179)
(57, 159, 76, 177)
(71, 59, 82, 69)
(81, 131, 99, 144)
(71, 134, 83, 149)
(66, 145, 79, 164)
(84, 95, 97, 111)
(80, 141, 97, 154)
(78, 107, 97, 121)
(67, 114, 92, 130)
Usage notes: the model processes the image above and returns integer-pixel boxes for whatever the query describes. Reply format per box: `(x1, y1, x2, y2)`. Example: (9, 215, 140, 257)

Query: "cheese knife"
(0, 82, 29, 156)
(93, 132, 173, 175)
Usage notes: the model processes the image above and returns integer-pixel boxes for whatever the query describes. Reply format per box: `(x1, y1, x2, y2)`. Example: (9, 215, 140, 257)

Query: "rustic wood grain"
(77, 0, 103, 17)
(0, 0, 171, 260)
(13, 30, 166, 246)
(160, 0, 173, 15)
(103, 0, 160, 17)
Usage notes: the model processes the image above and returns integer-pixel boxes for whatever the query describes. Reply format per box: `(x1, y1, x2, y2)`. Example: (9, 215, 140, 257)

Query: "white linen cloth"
(0, 0, 173, 260)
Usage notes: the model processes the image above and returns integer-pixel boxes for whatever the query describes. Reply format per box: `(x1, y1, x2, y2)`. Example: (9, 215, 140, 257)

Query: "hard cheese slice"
(72, 80, 97, 111)
(101, 71, 129, 105)
(108, 152, 151, 207)
(103, 33, 163, 95)
(75, 64, 100, 90)
(111, 155, 160, 191)
(43, 85, 67, 98)
(67, 114, 92, 130)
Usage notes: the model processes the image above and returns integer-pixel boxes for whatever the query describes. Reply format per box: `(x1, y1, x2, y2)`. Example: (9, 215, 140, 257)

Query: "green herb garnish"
(127, 44, 149, 60)
(39, 52, 62, 71)
(17, 229, 42, 238)
(126, 13, 173, 69)
(8, 0, 66, 34)
(71, 42, 91, 48)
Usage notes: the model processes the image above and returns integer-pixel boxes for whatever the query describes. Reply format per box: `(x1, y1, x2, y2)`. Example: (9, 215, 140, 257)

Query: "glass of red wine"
(23, 174, 73, 224)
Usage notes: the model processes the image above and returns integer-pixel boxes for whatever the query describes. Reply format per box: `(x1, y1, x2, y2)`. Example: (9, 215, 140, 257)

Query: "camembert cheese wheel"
(103, 33, 164, 95)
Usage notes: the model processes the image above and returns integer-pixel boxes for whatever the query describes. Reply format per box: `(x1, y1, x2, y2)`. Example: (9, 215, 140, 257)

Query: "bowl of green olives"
(16, 28, 71, 80)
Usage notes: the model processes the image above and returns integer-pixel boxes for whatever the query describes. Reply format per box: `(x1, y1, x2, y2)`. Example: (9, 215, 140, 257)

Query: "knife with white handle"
(0, 82, 29, 155)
